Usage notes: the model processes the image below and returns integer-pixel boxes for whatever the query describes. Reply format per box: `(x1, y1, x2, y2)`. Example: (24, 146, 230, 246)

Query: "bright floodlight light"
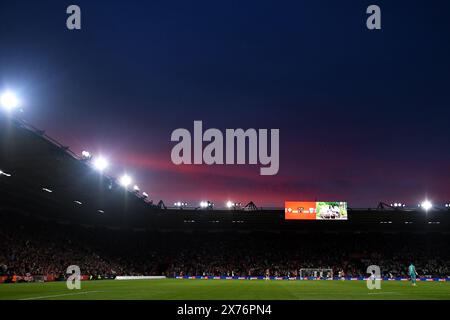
(93, 156, 108, 171)
(133, 185, 140, 192)
(226, 201, 234, 208)
(81, 150, 91, 159)
(200, 201, 208, 208)
(119, 174, 132, 187)
(421, 200, 432, 211)
(1, 91, 20, 111)
(175, 202, 188, 207)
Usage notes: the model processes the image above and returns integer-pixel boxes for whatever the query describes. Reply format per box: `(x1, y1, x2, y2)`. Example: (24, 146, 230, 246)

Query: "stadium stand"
(1, 115, 450, 282)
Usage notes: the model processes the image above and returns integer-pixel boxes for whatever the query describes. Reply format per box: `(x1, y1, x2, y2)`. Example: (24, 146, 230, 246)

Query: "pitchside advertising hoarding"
(285, 201, 348, 220)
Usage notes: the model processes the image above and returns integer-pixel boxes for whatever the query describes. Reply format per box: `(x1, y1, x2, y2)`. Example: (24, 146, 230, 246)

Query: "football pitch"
(1, 279, 450, 300)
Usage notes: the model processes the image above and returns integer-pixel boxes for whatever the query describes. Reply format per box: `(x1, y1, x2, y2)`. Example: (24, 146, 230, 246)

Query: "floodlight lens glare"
(119, 174, 132, 187)
(1, 92, 19, 110)
(93, 157, 108, 171)
(421, 200, 432, 211)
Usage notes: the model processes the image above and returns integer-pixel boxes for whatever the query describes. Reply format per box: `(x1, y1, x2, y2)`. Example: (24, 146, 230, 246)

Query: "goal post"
(299, 268, 333, 279)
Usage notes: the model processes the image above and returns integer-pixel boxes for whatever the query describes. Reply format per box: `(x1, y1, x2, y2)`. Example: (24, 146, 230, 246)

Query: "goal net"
(299, 268, 333, 279)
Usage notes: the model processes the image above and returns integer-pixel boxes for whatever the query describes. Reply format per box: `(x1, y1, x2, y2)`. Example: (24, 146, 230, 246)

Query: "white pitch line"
(367, 292, 399, 295)
(19, 291, 105, 300)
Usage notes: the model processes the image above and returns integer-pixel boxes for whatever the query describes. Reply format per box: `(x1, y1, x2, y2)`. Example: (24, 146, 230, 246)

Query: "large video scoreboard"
(285, 201, 348, 220)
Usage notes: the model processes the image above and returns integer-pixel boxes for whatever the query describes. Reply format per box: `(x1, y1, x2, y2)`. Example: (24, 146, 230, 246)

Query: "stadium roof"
(1, 115, 449, 233)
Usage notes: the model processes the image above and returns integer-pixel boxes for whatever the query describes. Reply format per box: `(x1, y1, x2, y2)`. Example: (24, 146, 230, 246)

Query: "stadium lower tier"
(1, 211, 449, 283)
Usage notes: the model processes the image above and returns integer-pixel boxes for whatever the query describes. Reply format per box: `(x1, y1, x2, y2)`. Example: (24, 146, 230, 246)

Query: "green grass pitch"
(0, 279, 449, 300)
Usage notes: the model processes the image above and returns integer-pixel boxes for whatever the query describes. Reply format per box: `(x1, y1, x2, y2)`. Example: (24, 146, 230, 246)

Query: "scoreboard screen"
(285, 201, 348, 220)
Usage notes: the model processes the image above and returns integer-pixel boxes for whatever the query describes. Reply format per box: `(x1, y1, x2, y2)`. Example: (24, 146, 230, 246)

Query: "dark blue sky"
(1, 0, 450, 207)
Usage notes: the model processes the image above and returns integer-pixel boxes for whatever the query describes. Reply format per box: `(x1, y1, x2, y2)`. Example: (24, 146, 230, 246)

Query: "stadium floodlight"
(133, 185, 140, 192)
(200, 201, 214, 208)
(226, 201, 234, 208)
(119, 174, 132, 188)
(0, 91, 20, 111)
(392, 202, 405, 208)
(201, 201, 213, 208)
(81, 150, 91, 159)
(174, 201, 187, 207)
(142, 192, 149, 198)
(93, 156, 109, 172)
(420, 200, 432, 211)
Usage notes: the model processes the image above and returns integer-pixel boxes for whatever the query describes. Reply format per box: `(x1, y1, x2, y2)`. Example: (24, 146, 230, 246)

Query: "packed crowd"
(1, 218, 449, 281)
(0, 224, 125, 280)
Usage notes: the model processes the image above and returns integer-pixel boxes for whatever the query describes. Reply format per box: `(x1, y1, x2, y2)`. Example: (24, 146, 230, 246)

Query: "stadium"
(1, 113, 449, 300)
(1, 2, 450, 310)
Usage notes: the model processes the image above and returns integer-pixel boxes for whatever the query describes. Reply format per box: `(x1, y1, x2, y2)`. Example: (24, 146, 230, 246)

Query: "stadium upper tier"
(0, 115, 449, 232)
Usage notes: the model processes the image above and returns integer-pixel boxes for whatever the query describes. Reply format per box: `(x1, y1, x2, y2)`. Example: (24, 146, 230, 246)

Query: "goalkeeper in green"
(408, 263, 418, 286)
